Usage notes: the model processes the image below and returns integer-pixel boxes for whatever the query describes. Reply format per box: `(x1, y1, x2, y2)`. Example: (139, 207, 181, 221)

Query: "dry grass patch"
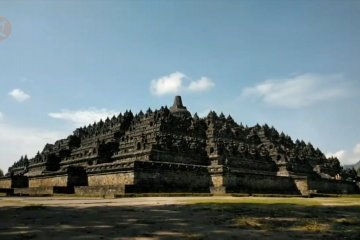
(290, 219, 330, 232)
(187, 197, 360, 237)
(234, 216, 262, 229)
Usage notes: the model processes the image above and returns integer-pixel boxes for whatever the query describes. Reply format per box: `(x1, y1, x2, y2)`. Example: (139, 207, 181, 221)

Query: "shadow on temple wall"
(1, 202, 360, 239)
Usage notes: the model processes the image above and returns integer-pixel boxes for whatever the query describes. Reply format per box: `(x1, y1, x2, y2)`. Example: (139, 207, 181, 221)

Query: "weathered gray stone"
(4, 96, 359, 196)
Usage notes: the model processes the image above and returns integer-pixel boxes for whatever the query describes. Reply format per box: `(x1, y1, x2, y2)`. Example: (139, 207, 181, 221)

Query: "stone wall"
(132, 161, 210, 193)
(80, 160, 210, 193)
(14, 187, 54, 196)
(27, 164, 46, 174)
(0, 177, 11, 189)
(29, 175, 68, 187)
(229, 157, 277, 173)
(0, 176, 28, 188)
(150, 150, 206, 165)
(88, 171, 134, 186)
(308, 178, 359, 194)
(224, 171, 299, 194)
(75, 185, 126, 197)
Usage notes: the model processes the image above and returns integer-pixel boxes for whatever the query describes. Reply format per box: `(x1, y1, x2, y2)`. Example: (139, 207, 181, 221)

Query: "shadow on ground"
(1, 202, 360, 240)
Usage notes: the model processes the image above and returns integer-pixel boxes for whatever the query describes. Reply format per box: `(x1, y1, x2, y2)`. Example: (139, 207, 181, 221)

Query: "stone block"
(75, 185, 126, 197)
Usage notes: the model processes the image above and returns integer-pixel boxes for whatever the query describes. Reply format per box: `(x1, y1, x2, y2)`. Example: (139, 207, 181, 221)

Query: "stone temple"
(0, 96, 359, 196)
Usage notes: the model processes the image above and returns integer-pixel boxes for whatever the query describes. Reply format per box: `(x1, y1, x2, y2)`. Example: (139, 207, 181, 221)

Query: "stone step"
(13, 186, 74, 196)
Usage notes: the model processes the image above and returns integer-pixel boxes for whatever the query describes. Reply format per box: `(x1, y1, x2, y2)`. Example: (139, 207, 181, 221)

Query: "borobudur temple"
(1, 96, 359, 196)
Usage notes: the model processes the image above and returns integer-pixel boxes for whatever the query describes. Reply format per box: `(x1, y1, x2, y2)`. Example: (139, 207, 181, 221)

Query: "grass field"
(187, 197, 360, 238)
(1, 196, 359, 239)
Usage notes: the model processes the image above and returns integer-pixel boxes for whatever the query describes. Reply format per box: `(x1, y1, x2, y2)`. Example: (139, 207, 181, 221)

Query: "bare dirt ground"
(1, 196, 360, 240)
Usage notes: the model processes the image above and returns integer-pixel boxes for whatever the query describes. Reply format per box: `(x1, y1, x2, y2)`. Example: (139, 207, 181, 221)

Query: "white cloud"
(326, 143, 360, 166)
(0, 112, 3, 121)
(150, 72, 185, 96)
(9, 88, 31, 102)
(0, 107, 118, 172)
(188, 77, 215, 92)
(150, 72, 215, 96)
(326, 150, 346, 161)
(49, 108, 118, 127)
(0, 123, 66, 173)
(353, 143, 360, 155)
(242, 73, 348, 108)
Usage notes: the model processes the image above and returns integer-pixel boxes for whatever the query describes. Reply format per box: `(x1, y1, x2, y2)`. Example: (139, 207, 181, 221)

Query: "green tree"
(0, 169, 4, 177)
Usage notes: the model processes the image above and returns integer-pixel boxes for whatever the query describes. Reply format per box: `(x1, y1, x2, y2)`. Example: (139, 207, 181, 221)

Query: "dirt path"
(1, 196, 359, 240)
(0, 196, 235, 207)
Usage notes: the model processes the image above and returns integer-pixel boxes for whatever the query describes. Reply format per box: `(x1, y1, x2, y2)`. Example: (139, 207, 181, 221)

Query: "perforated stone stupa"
(1, 96, 359, 196)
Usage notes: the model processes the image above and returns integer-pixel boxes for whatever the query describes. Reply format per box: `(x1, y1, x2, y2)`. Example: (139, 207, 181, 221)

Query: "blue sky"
(1, 0, 360, 171)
